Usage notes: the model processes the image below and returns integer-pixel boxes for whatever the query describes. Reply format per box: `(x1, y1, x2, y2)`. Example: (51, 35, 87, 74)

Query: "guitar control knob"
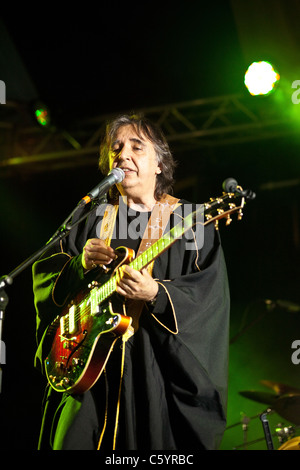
(63, 377, 73, 387)
(55, 361, 66, 370)
(72, 357, 84, 366)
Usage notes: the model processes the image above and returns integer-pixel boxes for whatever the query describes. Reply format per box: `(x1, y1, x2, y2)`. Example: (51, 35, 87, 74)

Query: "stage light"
(244, 61, 280, 96)
(34, 103, 51, 127)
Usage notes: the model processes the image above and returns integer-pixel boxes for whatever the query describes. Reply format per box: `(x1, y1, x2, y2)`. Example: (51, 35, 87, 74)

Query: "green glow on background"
(220, 300, 300, 450)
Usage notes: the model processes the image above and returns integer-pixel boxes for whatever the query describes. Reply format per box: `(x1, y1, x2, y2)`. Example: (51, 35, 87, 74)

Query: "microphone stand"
(0, 195, 107, 394)
(260, 409, 274, 450)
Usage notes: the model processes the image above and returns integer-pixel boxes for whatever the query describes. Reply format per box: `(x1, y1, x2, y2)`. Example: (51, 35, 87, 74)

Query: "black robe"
(32, 198, 230, 451)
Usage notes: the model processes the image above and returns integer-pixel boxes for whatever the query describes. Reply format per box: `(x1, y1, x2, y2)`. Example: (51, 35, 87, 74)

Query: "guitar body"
(44, 247, 134, 394)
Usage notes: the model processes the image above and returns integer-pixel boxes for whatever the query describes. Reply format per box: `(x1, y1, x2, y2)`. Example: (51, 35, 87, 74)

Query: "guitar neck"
(130, 209, 195, 271)
(129, 192, 243, 272)
(94, 193, 243, 306)
(95, 210, 195, 305)
(94, 207, 198, 306)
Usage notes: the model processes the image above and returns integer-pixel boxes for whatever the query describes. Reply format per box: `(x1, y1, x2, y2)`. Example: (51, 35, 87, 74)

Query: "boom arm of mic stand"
(0, 197, 104, 287)
(0, 196, 105, 393)
(48, 194, 107, 242)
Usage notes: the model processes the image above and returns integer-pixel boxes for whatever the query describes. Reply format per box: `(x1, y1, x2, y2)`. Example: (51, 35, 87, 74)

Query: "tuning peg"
(226, 215, 232, 226)
(237, 209, 243, 220)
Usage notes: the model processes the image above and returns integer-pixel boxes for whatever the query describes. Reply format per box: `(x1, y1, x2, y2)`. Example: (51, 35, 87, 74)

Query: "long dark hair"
(99, 114, 176, 201)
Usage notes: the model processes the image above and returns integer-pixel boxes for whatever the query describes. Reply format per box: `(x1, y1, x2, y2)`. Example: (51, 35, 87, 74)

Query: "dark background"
(0, 1, 300, 451)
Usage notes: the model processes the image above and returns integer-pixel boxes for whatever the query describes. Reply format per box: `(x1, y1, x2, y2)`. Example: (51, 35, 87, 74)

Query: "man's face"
(109, 124, 162, 201)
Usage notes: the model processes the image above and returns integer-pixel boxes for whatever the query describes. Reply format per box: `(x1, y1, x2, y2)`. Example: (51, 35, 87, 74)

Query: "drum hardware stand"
(226, 413, 260, 450)
(275, 423, 295, 445)
(241, 413, 251, 450)
(260, 409, 274, 450)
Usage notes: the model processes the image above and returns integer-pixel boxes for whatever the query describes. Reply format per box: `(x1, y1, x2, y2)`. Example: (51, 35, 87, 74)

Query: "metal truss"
(0, 92, 296, 177)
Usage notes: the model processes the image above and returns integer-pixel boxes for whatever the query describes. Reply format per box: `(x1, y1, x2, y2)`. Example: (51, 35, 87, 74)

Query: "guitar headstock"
(204, 187, 254, 230)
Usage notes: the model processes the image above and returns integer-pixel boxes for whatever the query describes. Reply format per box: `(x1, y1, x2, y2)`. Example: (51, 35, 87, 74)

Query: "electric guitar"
(45, 189, 249, 394)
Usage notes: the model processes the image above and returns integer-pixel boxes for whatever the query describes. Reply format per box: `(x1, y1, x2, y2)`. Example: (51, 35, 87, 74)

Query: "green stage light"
(34, 103, 51, 127)
(244, 61, 280, 96)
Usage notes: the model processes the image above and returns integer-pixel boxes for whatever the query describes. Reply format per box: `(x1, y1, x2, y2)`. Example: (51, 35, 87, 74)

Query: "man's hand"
(82, 239, 158, 302)
(116, 265, 158, 302)
(82, 238, 116, 271)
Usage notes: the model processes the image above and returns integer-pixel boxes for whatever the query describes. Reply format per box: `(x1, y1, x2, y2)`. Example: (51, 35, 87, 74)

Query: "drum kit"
(227, 380, 300, 450)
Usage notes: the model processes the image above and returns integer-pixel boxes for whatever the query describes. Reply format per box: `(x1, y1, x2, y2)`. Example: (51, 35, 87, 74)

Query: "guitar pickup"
(60, 304, 79, 337)
(68, 304, 77, 334)
(90, 288, 100, 316)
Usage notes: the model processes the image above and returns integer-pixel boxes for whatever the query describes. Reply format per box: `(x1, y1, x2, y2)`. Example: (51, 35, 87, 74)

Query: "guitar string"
(50, 195, 239, 386)
(62, 227, 185, 331)
(60, 198, 235, 331)
(54, 195, 237, 334)
(63, 239, 170, 328)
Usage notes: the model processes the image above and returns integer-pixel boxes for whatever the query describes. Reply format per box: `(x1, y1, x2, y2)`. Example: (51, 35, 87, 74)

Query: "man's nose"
(118, 145, 131, 161)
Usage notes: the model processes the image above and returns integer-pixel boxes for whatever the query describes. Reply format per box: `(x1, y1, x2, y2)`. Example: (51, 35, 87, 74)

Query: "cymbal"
(239, 390, 300, 425)
(273, 394, 300, 425)
(260, 380, 300, 396)
(239, 390, 279, 405)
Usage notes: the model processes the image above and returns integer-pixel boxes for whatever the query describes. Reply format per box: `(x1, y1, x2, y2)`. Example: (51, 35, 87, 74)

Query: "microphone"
(222, 177, 238, 193)
(79, 168, 125, 206)
(222, 177, 256, 200)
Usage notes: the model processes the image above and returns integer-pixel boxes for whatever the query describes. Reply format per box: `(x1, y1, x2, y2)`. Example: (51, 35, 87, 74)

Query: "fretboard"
(92, 191, 243, 307)
(93, 207, 200, 307)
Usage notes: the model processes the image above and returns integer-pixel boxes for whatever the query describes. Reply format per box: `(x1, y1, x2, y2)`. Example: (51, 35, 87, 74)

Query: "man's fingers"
(82, 238, 116, 270)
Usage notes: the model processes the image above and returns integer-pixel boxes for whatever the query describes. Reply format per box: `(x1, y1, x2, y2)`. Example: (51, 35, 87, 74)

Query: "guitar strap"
(97, 194, 181, 451)
(99, 194, 181, 332)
